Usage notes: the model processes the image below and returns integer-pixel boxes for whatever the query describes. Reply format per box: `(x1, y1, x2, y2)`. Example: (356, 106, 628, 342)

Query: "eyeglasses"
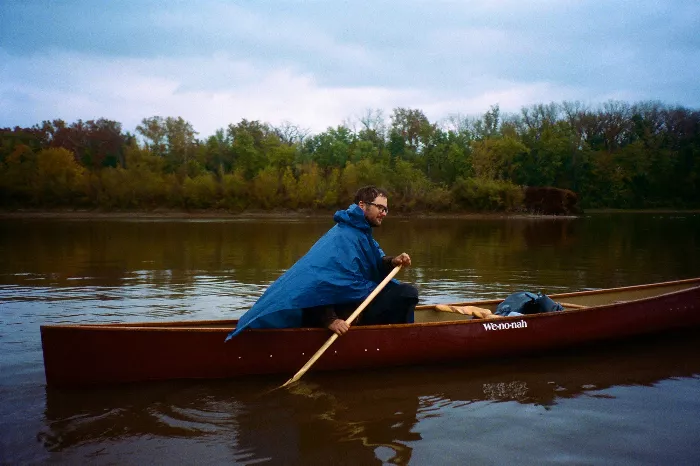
(367, 202, 389, 214)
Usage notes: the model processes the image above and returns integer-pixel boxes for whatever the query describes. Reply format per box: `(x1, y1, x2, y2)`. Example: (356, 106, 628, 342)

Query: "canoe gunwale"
(441, 277, 700, 308)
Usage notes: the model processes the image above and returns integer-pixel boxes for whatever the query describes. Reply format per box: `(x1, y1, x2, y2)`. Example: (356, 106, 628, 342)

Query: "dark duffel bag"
(495, 291, 564, 316)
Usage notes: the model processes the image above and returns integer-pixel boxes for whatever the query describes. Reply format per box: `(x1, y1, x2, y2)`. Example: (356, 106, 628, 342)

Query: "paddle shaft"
(281, 265, 402, 387)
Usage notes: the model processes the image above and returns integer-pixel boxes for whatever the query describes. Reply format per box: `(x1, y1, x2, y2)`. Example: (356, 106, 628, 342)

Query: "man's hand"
(328, 319, 350, 336)
(391, 252, 412, 267)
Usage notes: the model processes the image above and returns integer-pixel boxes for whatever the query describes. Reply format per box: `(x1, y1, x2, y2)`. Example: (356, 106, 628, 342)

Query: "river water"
(1, 213, 699, 464)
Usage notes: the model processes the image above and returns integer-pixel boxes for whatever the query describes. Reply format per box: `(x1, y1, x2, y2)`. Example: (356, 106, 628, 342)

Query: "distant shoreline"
(0, 208, 585, 220)
(1, 208, 697, 220)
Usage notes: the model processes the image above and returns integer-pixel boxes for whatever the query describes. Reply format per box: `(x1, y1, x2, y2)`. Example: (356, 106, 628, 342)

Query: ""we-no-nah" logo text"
(482, 320, 528, 331)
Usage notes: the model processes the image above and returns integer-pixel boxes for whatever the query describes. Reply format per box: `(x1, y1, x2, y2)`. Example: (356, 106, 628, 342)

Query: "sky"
(1, 0, 699, 138)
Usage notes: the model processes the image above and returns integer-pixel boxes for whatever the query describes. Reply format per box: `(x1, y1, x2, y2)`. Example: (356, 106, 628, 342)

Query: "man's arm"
(382, 253, 412, 273)
(319, 307, 350, 336)
(381, 255, 395, 274)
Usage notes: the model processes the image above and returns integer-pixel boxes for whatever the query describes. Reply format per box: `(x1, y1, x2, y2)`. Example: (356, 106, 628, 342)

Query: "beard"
(368, 217, 382, 227)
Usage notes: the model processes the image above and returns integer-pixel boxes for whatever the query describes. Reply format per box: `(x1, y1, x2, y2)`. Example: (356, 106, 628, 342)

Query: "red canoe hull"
(41, 278, 700, 386)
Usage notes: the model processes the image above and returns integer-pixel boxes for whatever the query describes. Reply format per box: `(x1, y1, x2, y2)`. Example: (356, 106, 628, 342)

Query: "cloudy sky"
(1, 0, 699, 137)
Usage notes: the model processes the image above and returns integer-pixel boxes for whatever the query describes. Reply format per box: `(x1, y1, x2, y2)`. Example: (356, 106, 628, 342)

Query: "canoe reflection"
(41, 330, 700, 464)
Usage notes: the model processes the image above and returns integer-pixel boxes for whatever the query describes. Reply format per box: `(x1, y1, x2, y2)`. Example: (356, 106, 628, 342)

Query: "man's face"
(360, 195, 388, 227)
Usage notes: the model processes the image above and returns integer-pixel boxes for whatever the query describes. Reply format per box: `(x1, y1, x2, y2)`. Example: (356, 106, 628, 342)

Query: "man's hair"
(354, 185, 388, 204)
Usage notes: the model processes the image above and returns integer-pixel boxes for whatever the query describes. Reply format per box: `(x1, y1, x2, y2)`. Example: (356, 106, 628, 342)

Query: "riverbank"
(2, 207, 697, 220)
(0, 208, 587, 220)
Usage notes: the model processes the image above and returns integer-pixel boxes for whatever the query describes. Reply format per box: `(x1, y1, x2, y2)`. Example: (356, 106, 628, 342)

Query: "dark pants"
(302, 282, 418, 328)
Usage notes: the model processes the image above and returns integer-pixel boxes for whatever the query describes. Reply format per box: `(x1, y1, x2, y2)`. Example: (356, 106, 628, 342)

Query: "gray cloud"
(1, 0, 698, 135)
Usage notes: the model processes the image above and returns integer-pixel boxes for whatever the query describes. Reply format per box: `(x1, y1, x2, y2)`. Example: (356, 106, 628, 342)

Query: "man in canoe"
(226, 186, 418, 340)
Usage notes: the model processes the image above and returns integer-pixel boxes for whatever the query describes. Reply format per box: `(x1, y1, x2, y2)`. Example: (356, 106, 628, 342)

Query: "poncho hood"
(332, 203, 372, 232)
(226, 204, 386, 340)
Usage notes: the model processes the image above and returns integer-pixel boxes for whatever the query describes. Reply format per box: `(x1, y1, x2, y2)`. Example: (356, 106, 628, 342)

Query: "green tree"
(280, 166, 299, 208)
(164, 116, 198, 171)
(303, 126, 353, 169)
(516, 121, 574, 187)
(0, 143, 36, 204)
(390, 108, 436, 155)
(228, 120, 276, 179)
(34, 147, 86, 204)
(388, 159, 432, 210)
(319, 168, 340, 207)
(296, 163, 323, 207)
(183, 173, 218, 209)
(136, 116, 168, 157)
(472, 105, 502, 140)
(221, 169, 249, 209)
(471, 137, 528, 181)
(202, 129, 233, 174)
(251, 166, 280, 208)
(137, 116, 198, 173)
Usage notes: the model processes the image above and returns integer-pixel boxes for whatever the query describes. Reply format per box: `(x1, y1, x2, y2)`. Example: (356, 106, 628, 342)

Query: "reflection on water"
(36, 331, 700, 464)
(1, 213, 700, 464)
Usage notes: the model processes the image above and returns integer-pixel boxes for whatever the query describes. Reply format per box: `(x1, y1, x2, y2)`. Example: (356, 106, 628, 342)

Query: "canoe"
(41, 277, 700, 387)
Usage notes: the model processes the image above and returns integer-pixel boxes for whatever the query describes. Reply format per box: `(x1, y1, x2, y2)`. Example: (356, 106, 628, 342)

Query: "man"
(226, 186, 418, 341)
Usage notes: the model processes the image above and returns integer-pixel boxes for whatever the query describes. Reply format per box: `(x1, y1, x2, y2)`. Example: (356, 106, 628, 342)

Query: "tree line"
(1, 100, 698, 212)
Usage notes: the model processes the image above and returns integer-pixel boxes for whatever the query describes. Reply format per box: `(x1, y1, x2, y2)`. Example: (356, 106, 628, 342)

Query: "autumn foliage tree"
(1, 100, 698, 212)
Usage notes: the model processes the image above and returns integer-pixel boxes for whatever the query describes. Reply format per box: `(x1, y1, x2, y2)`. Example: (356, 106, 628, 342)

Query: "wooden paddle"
(281, 265, 402, 388)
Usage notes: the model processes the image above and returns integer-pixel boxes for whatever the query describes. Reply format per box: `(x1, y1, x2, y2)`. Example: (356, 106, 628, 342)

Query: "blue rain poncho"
(225, 204, 389, 341)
